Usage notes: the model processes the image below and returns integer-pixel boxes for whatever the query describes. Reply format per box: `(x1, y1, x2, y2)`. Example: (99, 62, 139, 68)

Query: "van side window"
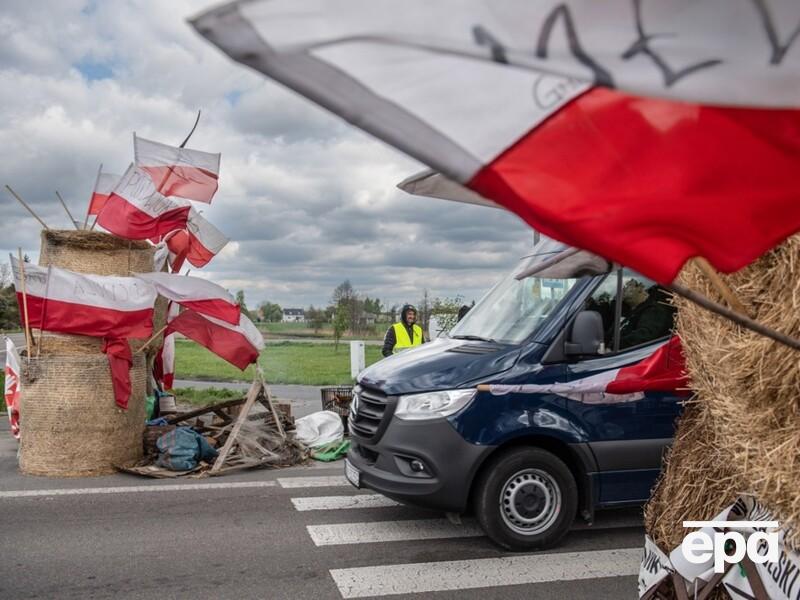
(618, 271, 676, 350)
(583, 274, 618, 350)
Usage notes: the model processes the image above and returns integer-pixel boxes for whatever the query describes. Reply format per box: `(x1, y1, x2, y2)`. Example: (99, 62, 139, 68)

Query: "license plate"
(344, 459, 361, 489)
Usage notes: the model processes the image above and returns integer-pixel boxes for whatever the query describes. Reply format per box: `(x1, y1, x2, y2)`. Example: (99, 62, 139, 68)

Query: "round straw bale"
(39, 230, 154, 275)
(18, 353, 146, 476)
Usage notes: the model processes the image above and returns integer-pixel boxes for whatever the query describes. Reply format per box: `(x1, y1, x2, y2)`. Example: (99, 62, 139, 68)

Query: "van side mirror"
(565, 310, 604, 356)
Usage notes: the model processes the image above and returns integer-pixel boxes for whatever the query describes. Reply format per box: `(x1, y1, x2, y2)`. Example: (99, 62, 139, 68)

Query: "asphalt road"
(0, 420, 644, 600)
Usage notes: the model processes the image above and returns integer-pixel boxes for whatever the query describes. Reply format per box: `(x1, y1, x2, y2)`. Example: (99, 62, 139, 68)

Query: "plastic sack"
(295, 411, 344, 449)
(312, 439, 351, 462)
(156, 427, 218, 471)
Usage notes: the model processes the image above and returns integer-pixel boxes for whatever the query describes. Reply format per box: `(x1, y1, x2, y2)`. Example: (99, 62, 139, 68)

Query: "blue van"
(345, 241, 685, 550)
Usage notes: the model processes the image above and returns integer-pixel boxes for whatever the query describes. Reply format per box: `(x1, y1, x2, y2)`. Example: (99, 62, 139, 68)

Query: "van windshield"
(449, 263, 580, 345)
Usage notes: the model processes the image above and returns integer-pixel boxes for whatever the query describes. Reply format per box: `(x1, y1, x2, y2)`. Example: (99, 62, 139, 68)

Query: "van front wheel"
(474, 447, 577, 551)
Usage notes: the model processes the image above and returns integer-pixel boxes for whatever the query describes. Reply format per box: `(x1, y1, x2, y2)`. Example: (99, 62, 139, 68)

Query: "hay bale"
(39, 230, 153, 275)
(645, 236, 800, 552)
(19, 353, 146, 476)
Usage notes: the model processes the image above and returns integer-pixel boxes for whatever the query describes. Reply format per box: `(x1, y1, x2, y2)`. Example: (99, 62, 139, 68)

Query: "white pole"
(350, 340, 365, 379)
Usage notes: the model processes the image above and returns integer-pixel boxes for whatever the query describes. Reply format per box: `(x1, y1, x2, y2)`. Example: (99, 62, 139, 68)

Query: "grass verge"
(172, 386, 244, 406)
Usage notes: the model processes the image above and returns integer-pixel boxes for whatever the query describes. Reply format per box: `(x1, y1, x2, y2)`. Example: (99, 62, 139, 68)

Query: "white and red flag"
(96, 165, 190, 241)
(134, 272, 240, 325)
(4, 336, 21, 440)
(87, 169, 122, 216)
(166, 309, 263, 370)
(10, 255, 157, 339)
(192, 0, 800, 284)
(155, 302, 180, 390)
(134, 134, 221, 204)
(488, 336, 688, 404)
(163, 208, 228, 269)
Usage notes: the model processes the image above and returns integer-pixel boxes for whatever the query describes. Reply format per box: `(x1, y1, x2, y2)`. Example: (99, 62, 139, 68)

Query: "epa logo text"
(681, 520, 779, 574)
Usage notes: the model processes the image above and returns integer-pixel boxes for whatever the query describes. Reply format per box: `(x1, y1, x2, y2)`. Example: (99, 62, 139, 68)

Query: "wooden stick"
(84, 163, 102, 230)
(16, 249, 32, 360)
(210, 377, 262, 474)
(136, 325, 168, 354)
(258, 365, 285, 439)
(179, 110, 202, 148)
(692, 257, 749, 316)
(6, 185, 49, 230)
(55, 191, 79, 230)
(669, 281, 800, 351)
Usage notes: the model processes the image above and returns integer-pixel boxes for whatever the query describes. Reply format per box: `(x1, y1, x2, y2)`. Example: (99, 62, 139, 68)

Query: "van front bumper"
(346, 416, 494, 513)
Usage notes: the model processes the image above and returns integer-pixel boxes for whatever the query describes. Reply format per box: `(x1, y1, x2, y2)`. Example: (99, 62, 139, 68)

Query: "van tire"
(474, 447, 577, 551)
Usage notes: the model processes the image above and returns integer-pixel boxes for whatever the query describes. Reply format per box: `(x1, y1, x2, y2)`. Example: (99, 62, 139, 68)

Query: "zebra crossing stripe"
(329, 547, 642, 598)
(278, 475, 350, 488)
(307, 518, 483, 546)
(291, 494, 399, 511)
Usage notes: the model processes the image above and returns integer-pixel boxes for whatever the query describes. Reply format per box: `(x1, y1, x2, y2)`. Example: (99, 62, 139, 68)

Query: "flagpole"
(136, 325, 169, 354)
(37, 265, 51, 358)
(668, 282, 800, 351)
(16, 249, 32, 360)
(179, 110, 202, 148)
(6, 186, 50, 230)
(691, 257, 749, 317)
(55, 191, 79, 230)
(84, 163, 103, 229)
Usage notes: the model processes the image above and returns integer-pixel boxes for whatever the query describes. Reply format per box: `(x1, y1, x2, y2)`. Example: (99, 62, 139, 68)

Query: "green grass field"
(173, 339, 385, 385)
(257, 321, 391, 341)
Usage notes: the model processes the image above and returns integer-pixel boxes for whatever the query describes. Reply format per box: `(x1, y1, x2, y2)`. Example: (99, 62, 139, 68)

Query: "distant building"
(282, 308, 306, 323)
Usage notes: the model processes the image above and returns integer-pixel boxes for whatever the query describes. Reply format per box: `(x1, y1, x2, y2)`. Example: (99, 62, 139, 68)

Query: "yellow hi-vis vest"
(392, 322, 423, 353)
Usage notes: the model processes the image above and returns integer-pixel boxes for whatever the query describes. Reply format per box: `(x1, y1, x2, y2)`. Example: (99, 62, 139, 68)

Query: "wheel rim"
(498, 468, 562, 536)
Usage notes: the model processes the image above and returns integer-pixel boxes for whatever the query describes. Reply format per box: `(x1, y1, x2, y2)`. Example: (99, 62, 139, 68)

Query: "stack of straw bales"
(645, 236, 800, 554)
(18, 230, 158, 476)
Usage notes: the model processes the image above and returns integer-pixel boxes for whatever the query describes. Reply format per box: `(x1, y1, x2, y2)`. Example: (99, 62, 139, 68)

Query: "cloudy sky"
(0, 0, 533, 311)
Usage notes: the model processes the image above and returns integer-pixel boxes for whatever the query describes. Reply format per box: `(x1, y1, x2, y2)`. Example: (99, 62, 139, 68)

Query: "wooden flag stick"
(210, 375, 262, 475)
(669, 282, 800, 351)
(136, 325, 168, 354)
(692, 257, 750, 317)
(257, 364, 285, 439)
(84, 163, 103, 229)
(16, 249, 32, 360)
(179, 110, 202, 148)
(55, 191, 79, 230)
(6, 186, 49, 230)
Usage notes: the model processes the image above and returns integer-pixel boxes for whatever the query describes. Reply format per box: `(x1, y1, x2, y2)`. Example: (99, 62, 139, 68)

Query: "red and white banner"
(87, 170, 122, 216)
(154, 302, 179, 391)
(4, 336, 21, 440)
(96, 165, 190, 240)
(192, 0, 800, 284)
(164, 208, 228, 268)
(488, 336, 688, 404)
(166, 309, 263, 370)
(135, 272, 240, 325)
(134, 135, 221, 204)
(10, 256, 157, 339)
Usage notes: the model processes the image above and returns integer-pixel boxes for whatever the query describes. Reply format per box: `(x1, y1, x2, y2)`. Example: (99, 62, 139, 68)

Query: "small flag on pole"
(4, 336, 21, 439)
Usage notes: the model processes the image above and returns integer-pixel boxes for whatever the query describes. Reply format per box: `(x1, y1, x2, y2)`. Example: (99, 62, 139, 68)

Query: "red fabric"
(165, 228, 217, 268)
(469, 88, 800, 284)
(15, 293, 153, 339)
(166, 310, 258, 371)
(140, 165, 219, 204)
(4, 365, 20, 440)
(87, 192, 110, 216)
(606, 336, 689, 395)
(96, 192, 190, 241)
(102, 338, 133, 410)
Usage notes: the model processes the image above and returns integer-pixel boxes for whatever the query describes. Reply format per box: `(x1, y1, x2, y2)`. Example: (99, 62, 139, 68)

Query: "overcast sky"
(0, 0, 533, 311)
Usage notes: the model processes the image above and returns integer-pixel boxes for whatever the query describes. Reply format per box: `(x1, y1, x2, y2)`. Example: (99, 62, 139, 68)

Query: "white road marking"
(278, 475, 350, 488)
(0, 480, 277, 499)
(330, 547, 642, 598)
(291, 494, 399, 511)
(307, 518, 483, 546)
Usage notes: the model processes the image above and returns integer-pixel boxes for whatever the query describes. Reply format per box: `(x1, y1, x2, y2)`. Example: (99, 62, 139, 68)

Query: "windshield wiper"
(451, 334, 499, 344)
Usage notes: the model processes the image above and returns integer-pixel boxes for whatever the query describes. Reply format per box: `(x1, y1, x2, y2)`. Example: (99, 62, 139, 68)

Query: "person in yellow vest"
(382, 304, 426, 357)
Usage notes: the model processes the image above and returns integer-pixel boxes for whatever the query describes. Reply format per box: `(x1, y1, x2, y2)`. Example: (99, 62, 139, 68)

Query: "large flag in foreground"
(97, 165, 190, 240)
(10, 256, 157, 339)
(4, 337, 21, 439)
(192, 0, 800, 284)
(134, 135, 221, 204)
(166, 309, 264, 370)
(134, 271, 240, 325)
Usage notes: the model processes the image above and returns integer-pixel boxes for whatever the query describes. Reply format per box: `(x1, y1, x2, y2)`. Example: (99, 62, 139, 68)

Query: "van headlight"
(395, 389, 476, 421)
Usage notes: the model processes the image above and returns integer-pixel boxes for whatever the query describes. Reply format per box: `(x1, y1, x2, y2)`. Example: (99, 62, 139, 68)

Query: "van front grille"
(349, 385, 394, 441)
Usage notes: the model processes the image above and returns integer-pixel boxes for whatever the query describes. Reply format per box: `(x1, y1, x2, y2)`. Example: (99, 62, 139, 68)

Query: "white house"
(282, 308, 306, 323)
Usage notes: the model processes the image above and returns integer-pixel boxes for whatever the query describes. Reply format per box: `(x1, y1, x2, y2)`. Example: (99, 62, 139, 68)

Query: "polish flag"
(87, 170, 122, 216)
(155, 302, 179, 390)
(166, 309, 264, 370)
(134, 272, 240, 325)
(134, 134, 221, 204)
(192, 0, 800, 284)
(488, 337, 688, 404)
(97, 165, 190, 241)
(163, 208, 228, 268)
(10, 255, 157, 339)
(4, 336, 21, 440)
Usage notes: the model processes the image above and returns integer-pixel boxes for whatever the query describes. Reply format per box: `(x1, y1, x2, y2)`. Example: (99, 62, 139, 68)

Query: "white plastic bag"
(295, 410, 344, 448)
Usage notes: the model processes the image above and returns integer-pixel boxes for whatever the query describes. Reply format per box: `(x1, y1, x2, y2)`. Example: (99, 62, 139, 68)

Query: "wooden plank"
(166, 396, 246, 424)
(209, 379, 262, 475)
